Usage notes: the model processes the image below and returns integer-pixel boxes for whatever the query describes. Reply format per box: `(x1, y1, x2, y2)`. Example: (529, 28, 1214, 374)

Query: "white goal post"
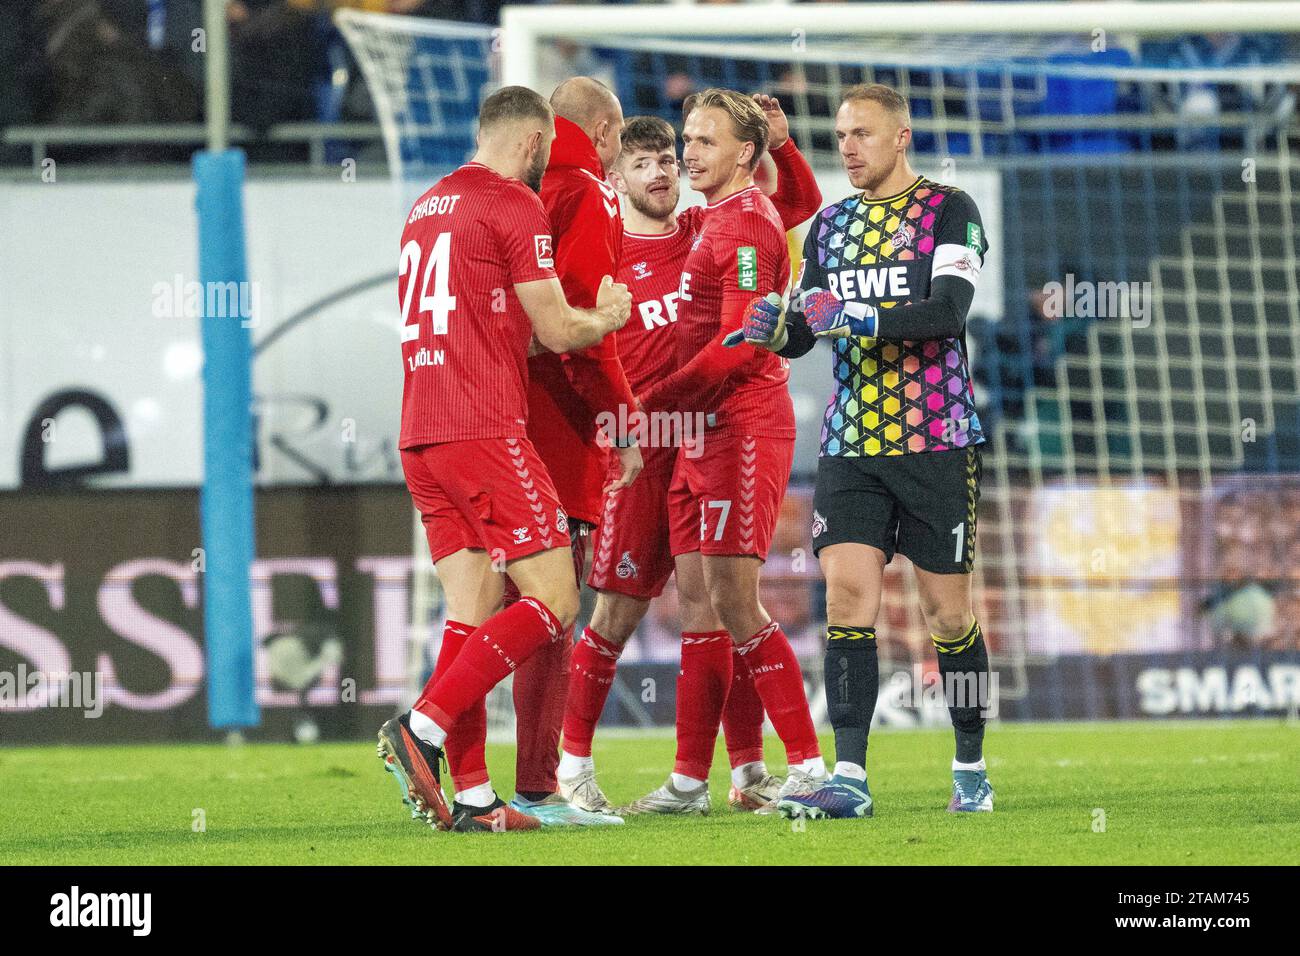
(501, 1, 1300, 88)
(339, 2, 1300, 714)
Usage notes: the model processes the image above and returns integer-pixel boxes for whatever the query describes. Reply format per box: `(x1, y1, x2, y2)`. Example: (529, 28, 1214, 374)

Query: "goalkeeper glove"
(722, 291, 787, 350)
(799, 287, 879, 339)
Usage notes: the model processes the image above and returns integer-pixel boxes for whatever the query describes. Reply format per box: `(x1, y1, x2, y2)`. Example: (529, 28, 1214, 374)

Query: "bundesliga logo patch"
(534, 235, 554, 269)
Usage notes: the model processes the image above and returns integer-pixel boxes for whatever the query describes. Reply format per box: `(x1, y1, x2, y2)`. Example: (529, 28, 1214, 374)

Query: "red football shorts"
(402, 436, 571, 566)
(667, 433, 794, 561)
(587, 444, 677, 600)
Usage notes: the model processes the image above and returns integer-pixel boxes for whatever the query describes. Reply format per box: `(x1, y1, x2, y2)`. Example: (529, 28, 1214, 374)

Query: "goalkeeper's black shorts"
(811, 445, 981, 574)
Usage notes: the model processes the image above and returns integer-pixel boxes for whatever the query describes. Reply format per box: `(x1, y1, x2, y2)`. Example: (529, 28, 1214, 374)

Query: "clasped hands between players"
(722, 286, 880, 350)
(522, 273, 644, 493)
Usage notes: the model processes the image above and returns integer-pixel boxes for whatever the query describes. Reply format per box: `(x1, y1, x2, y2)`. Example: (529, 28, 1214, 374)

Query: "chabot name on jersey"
(828, 264, 911, 301)
(407, 193, 461, 225)
(638, 292, 680, 330)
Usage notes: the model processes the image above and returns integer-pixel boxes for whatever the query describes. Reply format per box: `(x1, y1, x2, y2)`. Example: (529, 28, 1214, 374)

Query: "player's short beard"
(523, 149, 547, 193)
(854, 163, 889, 193)
(628, 182, 678, 220)
(855, 153, 904, 194)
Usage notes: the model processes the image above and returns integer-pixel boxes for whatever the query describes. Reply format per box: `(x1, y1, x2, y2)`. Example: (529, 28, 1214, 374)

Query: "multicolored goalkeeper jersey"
(795, 176, 988, 457)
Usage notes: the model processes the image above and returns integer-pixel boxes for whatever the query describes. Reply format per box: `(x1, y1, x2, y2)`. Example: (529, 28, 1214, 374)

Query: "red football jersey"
(672, 186, 795, 438)
(398, 163, 557, 449)
(615, 222, 696, 393)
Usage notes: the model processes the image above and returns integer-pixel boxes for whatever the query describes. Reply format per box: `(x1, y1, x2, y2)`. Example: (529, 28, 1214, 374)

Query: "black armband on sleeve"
(873, 275, 975, 342)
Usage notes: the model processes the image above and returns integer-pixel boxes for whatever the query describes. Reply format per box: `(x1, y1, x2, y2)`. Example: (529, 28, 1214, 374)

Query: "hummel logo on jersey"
(812, 509, 827, 538)
(512, 527, 532, 545)
(534, 235, 554, 269)
(632, 260, 652, 280)
(615, 551, 639, 579)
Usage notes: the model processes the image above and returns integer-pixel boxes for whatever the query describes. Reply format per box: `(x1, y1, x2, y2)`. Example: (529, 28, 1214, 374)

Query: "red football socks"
(736, 621, 821, 764)
(673, 630, 732, 781)
(415, 597, 564, 733)
(561, 627, 624, 759)
(427, 620, 490, 792)
(721, 644, 766, 769)
(511, 623, 573, 793)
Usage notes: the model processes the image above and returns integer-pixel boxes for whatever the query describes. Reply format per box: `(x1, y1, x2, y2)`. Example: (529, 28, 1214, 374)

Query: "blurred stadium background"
(2, 0, 1299, 748)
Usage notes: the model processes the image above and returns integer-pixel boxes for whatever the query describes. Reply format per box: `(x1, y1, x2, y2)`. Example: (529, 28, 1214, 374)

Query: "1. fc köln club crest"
(890, 223, 915, 250)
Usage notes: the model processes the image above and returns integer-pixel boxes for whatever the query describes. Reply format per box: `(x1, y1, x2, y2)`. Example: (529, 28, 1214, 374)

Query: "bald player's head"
(475, 85, 555, 192)
(550, 76, 625, 173)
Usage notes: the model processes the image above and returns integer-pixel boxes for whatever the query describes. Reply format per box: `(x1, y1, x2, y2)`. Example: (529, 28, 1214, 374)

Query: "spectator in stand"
(223, 2, 321, 137)
(30, 0, 200, 157)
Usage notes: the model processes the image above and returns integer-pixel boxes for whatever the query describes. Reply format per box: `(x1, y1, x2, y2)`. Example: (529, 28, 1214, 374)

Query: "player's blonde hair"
(841, 83, 911, 127)
(683, 88, 768, 169)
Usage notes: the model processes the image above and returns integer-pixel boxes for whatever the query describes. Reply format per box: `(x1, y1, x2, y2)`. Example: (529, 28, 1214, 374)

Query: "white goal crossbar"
(501, 2, 1300, 87)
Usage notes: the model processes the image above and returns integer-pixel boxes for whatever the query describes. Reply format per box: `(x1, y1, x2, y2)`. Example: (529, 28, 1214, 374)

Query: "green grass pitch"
(3, 721, 1296, 865)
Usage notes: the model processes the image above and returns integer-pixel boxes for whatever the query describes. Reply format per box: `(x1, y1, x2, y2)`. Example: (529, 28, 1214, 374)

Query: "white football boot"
(754, 766, 829, 815)
(558, 768, 616, 815)
(618, 777, 710, 815)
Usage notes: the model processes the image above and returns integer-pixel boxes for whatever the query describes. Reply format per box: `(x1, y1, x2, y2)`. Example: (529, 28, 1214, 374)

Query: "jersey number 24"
(399, 232, 456, 341)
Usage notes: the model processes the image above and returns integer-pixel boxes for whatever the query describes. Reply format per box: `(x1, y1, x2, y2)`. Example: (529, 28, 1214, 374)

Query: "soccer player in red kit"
(433, 78, 643, 828)
(505, 77, 644, 825)
(556, 102, 825, 815)
(376, 85, 632, 833)
(625, 89, 827, 813)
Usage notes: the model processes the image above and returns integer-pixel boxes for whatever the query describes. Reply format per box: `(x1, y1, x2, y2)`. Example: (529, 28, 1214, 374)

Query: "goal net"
(341, 2, 1300, 729)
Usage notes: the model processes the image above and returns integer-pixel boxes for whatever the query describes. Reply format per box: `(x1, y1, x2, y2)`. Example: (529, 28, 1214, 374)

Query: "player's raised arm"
(517, 274, 631, 354)
(752, 94, 822, 230)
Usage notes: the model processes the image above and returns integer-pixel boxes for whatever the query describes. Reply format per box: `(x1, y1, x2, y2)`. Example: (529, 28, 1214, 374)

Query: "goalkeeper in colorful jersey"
(732, 83, 995, 818)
